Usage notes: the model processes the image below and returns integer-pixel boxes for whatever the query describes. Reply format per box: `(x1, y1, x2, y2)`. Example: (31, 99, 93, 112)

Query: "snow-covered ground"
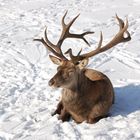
(0, 0, 140, 139)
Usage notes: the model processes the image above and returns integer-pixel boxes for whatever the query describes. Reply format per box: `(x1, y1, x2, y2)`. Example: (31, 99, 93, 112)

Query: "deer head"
(34, 12, 131, 89)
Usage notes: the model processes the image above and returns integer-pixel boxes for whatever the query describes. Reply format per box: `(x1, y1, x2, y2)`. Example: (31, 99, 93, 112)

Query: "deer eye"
(68, 70, 74, 76)
(57, 66, 61, 71)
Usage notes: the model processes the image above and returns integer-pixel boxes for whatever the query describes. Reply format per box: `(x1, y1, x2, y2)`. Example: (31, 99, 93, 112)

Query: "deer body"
(50, 63, 114, 123)
(64, 72, 114, 123)
(34, 12, 131, 123)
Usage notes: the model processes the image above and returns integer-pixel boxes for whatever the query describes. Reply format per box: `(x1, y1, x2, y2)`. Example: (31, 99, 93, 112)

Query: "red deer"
(34, 12, 131, 123)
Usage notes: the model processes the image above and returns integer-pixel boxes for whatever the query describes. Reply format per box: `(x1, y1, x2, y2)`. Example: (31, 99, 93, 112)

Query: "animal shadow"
(111, 84, 140, 116)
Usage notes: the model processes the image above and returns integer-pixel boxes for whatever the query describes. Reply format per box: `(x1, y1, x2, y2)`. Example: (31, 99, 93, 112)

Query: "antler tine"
(62, 11, 80, 30)
(116, 14, 124, 30)
(64, 48, 84, 64)
(67, 15, 131, 64)
(68, 14, 80, 27)
(97, 31, 103, 49)
(115, 15, 131, 42)
(69, 31, 94, 46)
(34, 23, 68, 60)
(119, 18, 131, 42)
(62, 11, 68, 26)
(44, 27, 59, 52)
(77, 48, 82, 56)
(33, 38, 64, 58)
(67, 31, 103, 63)
(57, 11, 94, 48)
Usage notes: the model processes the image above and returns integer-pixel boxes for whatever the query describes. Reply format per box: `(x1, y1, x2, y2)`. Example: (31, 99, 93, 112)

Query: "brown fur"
(34, 13, 130, 124)
(50, 61, 115, 124)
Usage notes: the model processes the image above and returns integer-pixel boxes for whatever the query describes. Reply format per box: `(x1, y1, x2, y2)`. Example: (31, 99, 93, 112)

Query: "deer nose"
(48, 79, 55, 86)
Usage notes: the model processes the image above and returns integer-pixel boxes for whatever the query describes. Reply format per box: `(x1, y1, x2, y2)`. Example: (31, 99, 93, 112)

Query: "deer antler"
(34, 11, 94, 60)
(67, 14, 131, 64)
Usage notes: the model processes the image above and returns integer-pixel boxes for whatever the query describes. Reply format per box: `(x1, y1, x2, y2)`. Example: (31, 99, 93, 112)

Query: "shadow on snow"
(111, 84, 140, 116)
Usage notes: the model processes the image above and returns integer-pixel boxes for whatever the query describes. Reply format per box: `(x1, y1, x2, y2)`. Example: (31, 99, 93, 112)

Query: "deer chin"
(56, 85, 61, 88)
(51, 84, 61, 88)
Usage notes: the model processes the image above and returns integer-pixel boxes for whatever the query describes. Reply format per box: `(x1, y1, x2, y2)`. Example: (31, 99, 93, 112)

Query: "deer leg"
(52, 101, 63, 116)
(58, 108, 71, 122)
(87, 102, 110, 124)
(87, 114, 109, 124)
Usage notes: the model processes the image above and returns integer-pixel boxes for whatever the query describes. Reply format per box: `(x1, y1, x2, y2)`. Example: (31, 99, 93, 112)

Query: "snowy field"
(0, 0, 140, 139)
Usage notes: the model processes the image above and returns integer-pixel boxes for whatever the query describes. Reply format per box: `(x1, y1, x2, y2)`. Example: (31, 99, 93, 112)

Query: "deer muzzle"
(48, 78, 55, 86)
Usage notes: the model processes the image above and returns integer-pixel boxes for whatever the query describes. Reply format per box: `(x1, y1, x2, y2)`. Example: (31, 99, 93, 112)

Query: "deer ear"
(78, 58, 89, 69)
(49, 55, 63, 65)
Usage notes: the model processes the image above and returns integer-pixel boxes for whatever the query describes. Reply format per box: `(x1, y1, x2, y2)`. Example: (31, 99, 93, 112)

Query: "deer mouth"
(48, 81, 61, 88)
(54, 84, 61, 88)
(52, 85, 61, 89)
(48, 80, 54, 86)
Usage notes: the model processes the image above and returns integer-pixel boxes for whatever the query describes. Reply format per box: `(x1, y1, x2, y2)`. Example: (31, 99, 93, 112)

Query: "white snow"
(0, 0, 140, 140)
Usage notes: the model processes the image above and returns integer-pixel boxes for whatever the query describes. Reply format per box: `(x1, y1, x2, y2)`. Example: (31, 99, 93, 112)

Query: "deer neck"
(64, 69, 88, 93)
(62, 69, 89, 102)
